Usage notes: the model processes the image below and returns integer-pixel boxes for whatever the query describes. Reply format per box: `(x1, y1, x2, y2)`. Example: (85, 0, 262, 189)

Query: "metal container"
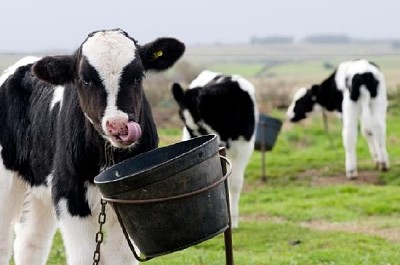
(94, 135, 229, 259)
(254, 114, 282, 151)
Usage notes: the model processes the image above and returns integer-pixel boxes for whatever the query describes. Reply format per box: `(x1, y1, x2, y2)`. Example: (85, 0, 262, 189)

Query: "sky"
(0, 0, 399, 52)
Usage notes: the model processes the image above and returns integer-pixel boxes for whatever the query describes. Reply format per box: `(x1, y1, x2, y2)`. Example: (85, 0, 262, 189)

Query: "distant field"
(192, 54, 400, 92)
(0, 54, 24, 72)
(2, 42, 400, 90)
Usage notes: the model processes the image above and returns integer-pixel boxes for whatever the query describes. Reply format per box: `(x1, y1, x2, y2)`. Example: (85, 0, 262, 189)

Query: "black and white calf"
(172, 70, 258, 228)
(0, 29, 184, 265)
(287, 59, 389, 178)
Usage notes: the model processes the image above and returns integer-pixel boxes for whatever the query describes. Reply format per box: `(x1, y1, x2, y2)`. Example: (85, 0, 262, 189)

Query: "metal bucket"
(94, 135, 230, 260)
(254, 114, 282, 151)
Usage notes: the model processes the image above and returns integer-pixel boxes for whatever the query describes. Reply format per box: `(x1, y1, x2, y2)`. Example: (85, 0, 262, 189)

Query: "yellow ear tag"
(153, 50, 163, 59)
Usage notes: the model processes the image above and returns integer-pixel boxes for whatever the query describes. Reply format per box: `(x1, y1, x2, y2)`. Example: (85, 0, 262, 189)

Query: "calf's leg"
(370, 100, 390, 171)
(58, 186, 139, 265)
(0, 158, 27, 265)
(342, 98, 360, 179)
(101, 217, 139, 265)
(226, 140, 254, 228)
(14, 193, 57, 265)
(360, 107, 380, 166)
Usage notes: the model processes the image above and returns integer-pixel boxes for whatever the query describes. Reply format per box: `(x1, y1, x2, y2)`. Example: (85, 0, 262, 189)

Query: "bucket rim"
(94, 134, 218, 185)
(101, 156, 231, 204)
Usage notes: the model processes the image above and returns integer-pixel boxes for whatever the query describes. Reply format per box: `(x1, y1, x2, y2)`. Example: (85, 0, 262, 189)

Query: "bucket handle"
(107, 155, 232, 262)
(102, 155, 232, 205)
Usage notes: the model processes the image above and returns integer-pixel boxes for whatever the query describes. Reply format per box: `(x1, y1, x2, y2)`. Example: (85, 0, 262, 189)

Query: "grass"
(142, 104, 400, 265)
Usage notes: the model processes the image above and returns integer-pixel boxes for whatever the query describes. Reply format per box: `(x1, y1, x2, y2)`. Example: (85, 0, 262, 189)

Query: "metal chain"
(93, 198, 107, 265)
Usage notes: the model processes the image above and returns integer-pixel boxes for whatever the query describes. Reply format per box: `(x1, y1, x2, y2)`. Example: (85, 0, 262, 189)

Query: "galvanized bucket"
(254, 114, 282, 151)
(94, 135, 231, 261)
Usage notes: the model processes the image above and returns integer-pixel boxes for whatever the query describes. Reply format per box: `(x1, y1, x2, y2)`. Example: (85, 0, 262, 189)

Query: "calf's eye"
(82, 77, 92, 87)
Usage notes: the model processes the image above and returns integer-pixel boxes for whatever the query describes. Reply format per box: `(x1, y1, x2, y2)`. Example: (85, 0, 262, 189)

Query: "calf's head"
(286, 85, 318, 122)
(33, 29, 185, 148)
(171, 83, 202, 129)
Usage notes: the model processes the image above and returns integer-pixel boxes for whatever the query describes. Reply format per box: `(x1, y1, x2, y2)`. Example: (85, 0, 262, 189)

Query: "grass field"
(3, 42, 400, 264)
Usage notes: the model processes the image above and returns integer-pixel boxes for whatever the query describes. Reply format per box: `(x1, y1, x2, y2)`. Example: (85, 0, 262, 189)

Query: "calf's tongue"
(119, 122, 142, 143)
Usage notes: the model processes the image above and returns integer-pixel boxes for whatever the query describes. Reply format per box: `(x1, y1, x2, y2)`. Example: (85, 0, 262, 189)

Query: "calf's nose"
(106, 116, 129, 135)
(105, 117, 142, 144)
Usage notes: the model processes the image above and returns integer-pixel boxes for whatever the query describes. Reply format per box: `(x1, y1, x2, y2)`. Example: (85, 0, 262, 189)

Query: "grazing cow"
(286, 59, 389, 178)
(0, 29, 185, 265)
(172, 70, 258, 228)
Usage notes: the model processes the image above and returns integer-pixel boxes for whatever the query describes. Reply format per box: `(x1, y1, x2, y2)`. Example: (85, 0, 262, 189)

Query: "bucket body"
(94, 135, 229, 258)
(254, 114, 282, 151)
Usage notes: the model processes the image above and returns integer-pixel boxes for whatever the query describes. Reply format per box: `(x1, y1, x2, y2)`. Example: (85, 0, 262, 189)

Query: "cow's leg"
(226, 140, 254, 228)
(375, 121, 390, 171)
(361, 128, 379, 166)
(58, 186, 138, 265)
(342, 98, 360, 179)
(370, 99, 390, 171)
(360, 106, 380, 166)
(13, 192, 57, 265)
(101, 214, 139, 265)
(0, 157, 27, 265)
(227, 159, 244, 228)
(87, 185, 139, 265)
(57, 200, 100, 265)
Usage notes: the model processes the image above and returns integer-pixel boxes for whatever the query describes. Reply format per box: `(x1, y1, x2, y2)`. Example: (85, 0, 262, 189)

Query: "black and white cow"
(0, 29, 184, 265)
(172, 70, 258, 228)
(287, 59, 389, 179)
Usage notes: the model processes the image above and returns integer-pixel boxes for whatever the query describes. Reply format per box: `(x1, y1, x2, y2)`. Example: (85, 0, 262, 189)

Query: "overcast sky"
(0, 0, 398, 52)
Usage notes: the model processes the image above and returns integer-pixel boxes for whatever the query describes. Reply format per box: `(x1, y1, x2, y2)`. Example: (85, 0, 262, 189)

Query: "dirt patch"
(240, 213, 286, 223)
(242, 179, 269, 192)
(298, 170, 385, 186)
(240, 213, 400, 242)
(243, 170, 385, 193)
(301, 220, 400, 242)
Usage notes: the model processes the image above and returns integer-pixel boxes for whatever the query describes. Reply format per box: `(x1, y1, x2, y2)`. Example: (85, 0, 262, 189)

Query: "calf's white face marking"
(81, 30, 138, 147)
(286, 87, 308, 120)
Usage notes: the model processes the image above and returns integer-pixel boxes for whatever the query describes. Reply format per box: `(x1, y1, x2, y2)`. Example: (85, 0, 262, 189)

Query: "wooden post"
(260, 120, 267, 182)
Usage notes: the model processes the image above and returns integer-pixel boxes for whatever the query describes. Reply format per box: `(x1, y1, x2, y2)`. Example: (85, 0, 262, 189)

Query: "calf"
(0, 29, 184, 265)
(287, 59, 389, 178)
(172, 70, 258, 228)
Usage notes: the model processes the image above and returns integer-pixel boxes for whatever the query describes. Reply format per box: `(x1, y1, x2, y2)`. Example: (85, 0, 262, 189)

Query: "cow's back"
(197, 76, 257, 143)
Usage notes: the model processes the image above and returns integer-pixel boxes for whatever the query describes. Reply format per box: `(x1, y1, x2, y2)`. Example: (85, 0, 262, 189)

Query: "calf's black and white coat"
(172, 70, 258, 228)
(287, 59, 389, 178)
(0, 29, 184, 265)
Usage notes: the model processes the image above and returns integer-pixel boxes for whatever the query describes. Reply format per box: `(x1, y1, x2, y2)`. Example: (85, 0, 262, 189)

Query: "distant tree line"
(250, 36, 294, 45)
(303, 34, 351, 44)
(250, 34, 400, 45)
(392, 41, 400, 49)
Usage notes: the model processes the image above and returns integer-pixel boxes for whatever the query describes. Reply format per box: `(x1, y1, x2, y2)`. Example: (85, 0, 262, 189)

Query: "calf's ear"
(310, 85, 319, 95)
(33, 56, 74, 85)
(138, 38, 185, 71)
(172, 83, 184, 103)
